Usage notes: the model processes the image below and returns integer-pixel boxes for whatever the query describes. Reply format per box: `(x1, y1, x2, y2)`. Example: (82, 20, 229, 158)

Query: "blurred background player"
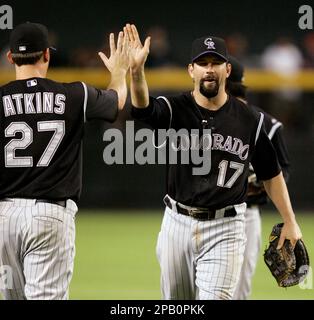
(226, 56, 290, 300)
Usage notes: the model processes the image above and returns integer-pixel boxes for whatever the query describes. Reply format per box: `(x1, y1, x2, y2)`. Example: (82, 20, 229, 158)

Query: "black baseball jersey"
(253, 105, 290, 181)
(0, 77, 118, 202)
(246, 105, 290, 206)
(131, 93, 281, 210)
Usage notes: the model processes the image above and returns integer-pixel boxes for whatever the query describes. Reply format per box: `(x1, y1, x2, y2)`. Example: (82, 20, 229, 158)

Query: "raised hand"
(124, 24, 150, 71)
(98, 31, 130, 75)
(98, 31, 130, 110)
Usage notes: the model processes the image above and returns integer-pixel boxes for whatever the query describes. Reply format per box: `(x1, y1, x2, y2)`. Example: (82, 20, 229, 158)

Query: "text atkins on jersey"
(2, 92, 66, 117)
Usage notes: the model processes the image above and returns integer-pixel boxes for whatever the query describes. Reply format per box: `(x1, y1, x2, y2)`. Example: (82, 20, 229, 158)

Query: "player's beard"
(199, 77, 220, 98)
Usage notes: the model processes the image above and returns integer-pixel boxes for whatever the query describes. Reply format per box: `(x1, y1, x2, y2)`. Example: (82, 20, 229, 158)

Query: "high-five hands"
(124, 24, 151, 72)
(98, 31, 130, 75)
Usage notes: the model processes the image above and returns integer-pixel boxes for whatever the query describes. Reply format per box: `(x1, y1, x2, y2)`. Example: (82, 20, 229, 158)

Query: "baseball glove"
(264, 223, 310, 287)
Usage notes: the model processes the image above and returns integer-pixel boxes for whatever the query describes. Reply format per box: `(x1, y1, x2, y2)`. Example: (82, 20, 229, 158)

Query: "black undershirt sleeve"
(251, 126, 281, 181)
(131, 96, 171, 129)
(85, 85, 118, 122)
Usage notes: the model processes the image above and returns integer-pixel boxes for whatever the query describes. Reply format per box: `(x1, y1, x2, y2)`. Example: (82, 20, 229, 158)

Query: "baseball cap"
(10, 22, 56, 54)
(191, 36, 228, 62)
(228, 55, 244, 83)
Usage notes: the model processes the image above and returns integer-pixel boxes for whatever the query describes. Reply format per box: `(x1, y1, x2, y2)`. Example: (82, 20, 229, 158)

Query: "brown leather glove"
(264, 223, 310, 287)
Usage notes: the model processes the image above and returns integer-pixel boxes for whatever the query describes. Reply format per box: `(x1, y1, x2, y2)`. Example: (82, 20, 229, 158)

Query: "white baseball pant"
(156, 201, 246, 300)
(0, 198, 77, 300)
(233, 205, 261, 300)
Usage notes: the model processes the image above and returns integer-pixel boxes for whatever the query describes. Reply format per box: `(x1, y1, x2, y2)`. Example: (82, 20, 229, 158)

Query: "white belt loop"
(215, 208, 225, 219)
(234, 203, 247, 214)
(164, 194, 178, 213)
(65, 199, 78, 216)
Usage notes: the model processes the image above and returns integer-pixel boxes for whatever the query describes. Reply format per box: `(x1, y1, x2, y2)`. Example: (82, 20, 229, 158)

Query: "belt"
(164, 195, 237, 220)
(36, 199, 67, 208)
(0, 198, 67, 208)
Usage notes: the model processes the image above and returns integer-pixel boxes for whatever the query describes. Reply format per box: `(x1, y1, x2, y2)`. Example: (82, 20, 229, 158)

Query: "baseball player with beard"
(226, 56, 290, 300)
(126, 23, 302, 300)
(0, 22, 130, 300)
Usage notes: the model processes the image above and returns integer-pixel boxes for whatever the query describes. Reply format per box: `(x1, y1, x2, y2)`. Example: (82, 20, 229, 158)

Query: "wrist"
(111, 68, 128, 78)
(131, 66, 145, 77)
(283, 215, 297, 224)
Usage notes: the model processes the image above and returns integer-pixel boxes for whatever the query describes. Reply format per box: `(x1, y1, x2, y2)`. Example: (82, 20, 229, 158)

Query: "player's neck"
(15, 64, 48, 80)
(192, 88, 228, 111)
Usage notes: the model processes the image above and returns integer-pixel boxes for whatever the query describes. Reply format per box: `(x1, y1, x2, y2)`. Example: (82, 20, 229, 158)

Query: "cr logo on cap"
(204, 38, 216, 50)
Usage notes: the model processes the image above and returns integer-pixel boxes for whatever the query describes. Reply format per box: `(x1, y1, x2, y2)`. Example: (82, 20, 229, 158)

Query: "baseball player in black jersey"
(226, 56, 291, 300)
(0, 22, 130, 300)
(126, 24, 302, 300)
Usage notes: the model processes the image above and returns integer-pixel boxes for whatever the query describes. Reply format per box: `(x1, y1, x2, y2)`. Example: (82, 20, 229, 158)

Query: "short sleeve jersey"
(0, 77, 118, 201)
(132, 93, 281, 209)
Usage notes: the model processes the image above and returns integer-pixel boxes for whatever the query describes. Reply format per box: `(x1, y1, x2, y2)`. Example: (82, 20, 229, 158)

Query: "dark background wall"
(0, 0, 309, 64)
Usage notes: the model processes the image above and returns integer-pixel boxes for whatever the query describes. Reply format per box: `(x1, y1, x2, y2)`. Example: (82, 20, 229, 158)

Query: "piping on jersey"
(152, 96, 173, 149)
(81, 82, 88, 123)
(255, 112, 264, 145)
(268, 122, 283, 140)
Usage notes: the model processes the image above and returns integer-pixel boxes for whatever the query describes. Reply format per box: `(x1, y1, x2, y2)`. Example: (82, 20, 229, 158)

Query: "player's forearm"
(263, 172, 296, 224)
(130, 67, 149, 108)
(107, 70, 128, 110)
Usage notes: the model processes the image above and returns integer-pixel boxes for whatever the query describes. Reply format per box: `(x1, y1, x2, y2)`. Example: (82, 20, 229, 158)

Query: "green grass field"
(70, 210, 314, 300)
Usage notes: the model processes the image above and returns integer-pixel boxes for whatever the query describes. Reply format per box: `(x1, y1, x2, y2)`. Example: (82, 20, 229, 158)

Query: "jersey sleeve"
(270, 126, 290, 182)
(251, 124, 282, 181)
(131, 96, 171, 129)
(83, 83, 118, 122)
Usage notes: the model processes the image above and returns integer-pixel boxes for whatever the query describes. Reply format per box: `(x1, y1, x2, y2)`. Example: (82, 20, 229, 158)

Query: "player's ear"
(226, 62, 232, 78)
(6, 51, 14, 65)
(43, 48, 50, 63)
(188, 63, 194, 79)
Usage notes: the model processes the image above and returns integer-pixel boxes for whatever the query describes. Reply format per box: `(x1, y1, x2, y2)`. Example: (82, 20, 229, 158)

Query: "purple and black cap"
(191, 36, 228, 63)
